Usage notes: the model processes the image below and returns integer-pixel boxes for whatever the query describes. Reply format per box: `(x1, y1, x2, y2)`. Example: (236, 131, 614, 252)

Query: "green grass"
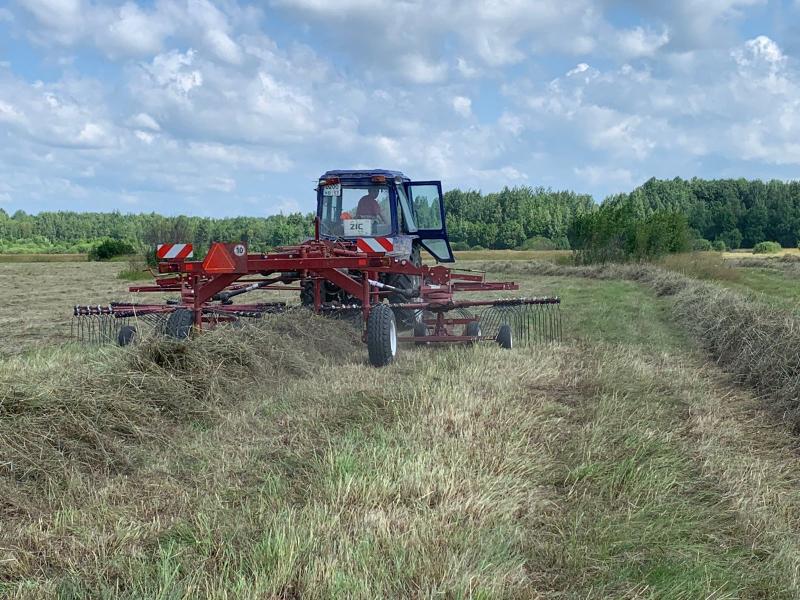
(534, 275, 687, 349)
(454, 249, 572, 263)
(727, 268, 800, 309)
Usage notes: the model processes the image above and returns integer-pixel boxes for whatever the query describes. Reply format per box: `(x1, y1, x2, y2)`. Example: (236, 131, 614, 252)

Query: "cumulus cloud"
(452, 96, 472, 118)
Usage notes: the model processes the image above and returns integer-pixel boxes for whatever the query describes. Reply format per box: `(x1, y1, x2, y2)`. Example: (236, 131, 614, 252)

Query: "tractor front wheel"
(367, 304, 398, 367)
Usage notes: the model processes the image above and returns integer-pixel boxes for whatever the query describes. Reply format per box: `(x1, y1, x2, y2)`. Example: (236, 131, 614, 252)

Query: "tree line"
(2, 177, 800, 255)
(605, 177, 800, 249)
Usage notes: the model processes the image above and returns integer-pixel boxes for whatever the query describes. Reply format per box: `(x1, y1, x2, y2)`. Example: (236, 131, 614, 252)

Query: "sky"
(1, 0, 800, 216)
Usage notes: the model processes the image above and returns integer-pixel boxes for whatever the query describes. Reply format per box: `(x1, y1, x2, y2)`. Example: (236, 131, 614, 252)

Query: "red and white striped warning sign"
(355, 237, 394, 253)
(156, 243, 194, 260)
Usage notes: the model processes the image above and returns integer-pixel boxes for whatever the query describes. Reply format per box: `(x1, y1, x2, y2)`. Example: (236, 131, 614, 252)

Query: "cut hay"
(0, 312, 361, 517)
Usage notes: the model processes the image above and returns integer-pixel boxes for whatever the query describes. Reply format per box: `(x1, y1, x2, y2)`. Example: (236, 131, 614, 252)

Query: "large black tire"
(367, 304, 398, 367)
(386, 245, 422, 329)
(117, 325, 137, 347)
(497, 324, 513, 349)
(165, 308, 194, 340)
(465, 321, 481, 339)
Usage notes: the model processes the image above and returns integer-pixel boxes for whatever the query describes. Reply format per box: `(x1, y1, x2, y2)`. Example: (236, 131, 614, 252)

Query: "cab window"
(320, 185, 391, 238)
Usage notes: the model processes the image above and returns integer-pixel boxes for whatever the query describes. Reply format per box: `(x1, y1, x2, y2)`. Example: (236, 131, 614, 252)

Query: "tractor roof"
(321, 169, 410, 182)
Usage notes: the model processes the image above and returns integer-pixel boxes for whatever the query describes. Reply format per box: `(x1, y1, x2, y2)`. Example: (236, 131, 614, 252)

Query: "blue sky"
(1, 0, 800, 216)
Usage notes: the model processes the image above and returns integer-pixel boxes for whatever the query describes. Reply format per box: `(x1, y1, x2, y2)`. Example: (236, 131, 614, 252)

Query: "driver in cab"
(355, 187, 386, 223)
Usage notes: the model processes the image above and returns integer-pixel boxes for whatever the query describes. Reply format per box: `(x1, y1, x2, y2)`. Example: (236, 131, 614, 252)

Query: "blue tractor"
(307, 169, 456, 325)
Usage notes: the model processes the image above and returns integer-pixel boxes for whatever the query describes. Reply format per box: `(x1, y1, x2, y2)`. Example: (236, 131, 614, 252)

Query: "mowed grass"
(3, 260, 800, 596)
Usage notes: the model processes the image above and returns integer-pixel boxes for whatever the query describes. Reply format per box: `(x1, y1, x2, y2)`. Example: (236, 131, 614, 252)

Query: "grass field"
(0, 253, 87, 263)
(3, 256, 800, 597)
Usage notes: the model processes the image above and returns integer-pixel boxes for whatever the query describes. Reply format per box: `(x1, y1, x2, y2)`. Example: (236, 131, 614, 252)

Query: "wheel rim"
(389, 319, 397, 356)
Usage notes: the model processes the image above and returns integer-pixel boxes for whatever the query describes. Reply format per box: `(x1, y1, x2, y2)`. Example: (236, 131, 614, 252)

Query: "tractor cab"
(316, 169, 455, 263)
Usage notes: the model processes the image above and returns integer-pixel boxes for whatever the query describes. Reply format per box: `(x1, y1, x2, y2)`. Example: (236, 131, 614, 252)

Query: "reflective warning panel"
(157, 243, 193, 260)
(203, 243, 248, 273)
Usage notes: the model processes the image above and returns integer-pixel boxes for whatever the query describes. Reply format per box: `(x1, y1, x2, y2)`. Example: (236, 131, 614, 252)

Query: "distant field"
(0, 253, 87, 263)
(723, 247, 800, 260)
(454, 249, 571, 262)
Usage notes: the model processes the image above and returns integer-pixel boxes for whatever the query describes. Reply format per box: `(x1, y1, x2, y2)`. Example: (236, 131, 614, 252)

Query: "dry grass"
(659, 251, 742, 282)
(0, 262, 132, 355)
(723, 247, 800, 260)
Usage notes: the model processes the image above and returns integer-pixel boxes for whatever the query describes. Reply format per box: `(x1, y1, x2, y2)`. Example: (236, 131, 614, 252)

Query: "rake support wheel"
(497, 324, 513, 349)
(165, 308, 194, 340)
(465, 321, 481, 339)
(367, 304, 398, 367)
(413, 321, 428, 345)
(117, 325, 137, 347)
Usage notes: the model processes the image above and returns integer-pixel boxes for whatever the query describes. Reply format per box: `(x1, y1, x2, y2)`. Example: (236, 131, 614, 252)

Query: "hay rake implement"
(73, 231, 560, 366)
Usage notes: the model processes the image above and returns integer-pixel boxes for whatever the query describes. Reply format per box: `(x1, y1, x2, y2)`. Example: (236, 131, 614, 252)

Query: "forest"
(1, 177, 799, 255)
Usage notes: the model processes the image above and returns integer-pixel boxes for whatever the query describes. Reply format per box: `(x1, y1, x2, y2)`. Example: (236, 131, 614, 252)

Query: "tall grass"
(658, 251, 741, 282)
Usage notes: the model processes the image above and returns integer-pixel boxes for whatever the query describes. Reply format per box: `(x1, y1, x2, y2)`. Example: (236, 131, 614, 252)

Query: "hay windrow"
(0, 311, 361, 515)
(475, 258, 800, 426)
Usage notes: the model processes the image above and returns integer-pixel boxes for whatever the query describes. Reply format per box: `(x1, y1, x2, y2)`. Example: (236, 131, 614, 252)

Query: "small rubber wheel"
(413, 321, 428, 345)
(117, 325, 137, 347)
(367, 304, 398, 367)
(497, 324, 513, 349)
(165, 308, 194, 340)
(465, 321, 481, 339)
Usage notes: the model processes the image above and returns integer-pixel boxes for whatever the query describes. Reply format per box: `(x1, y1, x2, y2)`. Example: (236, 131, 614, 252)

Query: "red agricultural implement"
(73, 231, 560, 366)
(72, 169, 561, 366)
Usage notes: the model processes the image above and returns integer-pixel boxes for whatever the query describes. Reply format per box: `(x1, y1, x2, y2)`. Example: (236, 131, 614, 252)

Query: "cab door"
(405, 181, 455, 263)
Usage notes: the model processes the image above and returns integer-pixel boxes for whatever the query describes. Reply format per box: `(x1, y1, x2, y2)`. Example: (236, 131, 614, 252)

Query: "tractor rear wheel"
(367, 304, 398, 367)
(165, 308, 194, 340)
(497, 324, 513, 349)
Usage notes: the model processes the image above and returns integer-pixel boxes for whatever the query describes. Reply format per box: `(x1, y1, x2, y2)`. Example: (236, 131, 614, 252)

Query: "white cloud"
(574, 165, 634, 188)
(128, 112, 160, 131)
(452, 96, 472, 118)
(96, 2, 172, 57)
(568, 63, 590, 77)
(615, 26, 670, 58)
(456, 57, 479, 78)
(398, 54, 448, 84)
(205, 29, 242, 64)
